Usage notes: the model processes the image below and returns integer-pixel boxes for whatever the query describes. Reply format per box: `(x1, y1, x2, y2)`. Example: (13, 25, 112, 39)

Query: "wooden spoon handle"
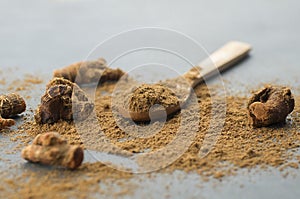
(184, 41, 252, 87)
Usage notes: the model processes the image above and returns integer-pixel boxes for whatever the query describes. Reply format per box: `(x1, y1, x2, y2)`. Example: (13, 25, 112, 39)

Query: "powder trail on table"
(1, 78, 300, 198)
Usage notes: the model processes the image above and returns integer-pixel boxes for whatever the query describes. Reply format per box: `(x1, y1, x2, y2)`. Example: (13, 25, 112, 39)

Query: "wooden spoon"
(118, 41, 252, 122)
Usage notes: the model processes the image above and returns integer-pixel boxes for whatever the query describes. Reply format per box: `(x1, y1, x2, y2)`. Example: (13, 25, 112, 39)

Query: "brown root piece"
(35, 78, 94, 124)
(0, 93, 26, 118)
(0, 93, 26, 129)
(0, 116, 15, 129)
(22, 132, 84, 169)
(53, 58, 125, 84)
(247, 85, 295, 127)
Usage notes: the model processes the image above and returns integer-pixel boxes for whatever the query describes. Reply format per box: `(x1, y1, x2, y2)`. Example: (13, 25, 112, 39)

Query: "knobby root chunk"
(0, 93, 26, 118)
(0, 93, 26, 129)
(35, 78, 94, 124)
(22, 132, 84, 169)
(0, 116, 15, 129)
(53, 58, 125, 85)
(247, 85, 295, 127)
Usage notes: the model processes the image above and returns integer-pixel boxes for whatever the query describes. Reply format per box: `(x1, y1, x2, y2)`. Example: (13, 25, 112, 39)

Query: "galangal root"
(35, 78, 94, 124)
(247, 85, 295, 128)
(0, 93, 26, 129)
(22, 132, 84, 169)
(53, 58, 125, 84)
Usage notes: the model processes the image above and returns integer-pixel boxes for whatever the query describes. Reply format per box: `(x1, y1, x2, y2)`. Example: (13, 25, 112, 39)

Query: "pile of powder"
(126, 84, 179, 113)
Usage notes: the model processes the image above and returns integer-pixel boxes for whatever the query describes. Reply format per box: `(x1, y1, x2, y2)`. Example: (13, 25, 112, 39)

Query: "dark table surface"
(1, 0, 300, 198)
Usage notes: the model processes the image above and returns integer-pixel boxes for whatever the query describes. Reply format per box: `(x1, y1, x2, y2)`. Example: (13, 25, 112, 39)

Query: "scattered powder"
(24, 74, 43, 84)
(0, 76, 300, 197)
(6, 74, 43, 92)
(0, 163, 133, 199)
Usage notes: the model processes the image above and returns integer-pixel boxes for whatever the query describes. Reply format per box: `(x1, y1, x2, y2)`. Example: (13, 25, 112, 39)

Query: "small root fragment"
(247, 85, 295, 127)
(22, 132, 84, 169)
(0, 93, 26, 129)
(0, 93, 26, 118)
(35, 77, 94, 124)
(53, 58, 125, 84)
(0, 116, 15, 129)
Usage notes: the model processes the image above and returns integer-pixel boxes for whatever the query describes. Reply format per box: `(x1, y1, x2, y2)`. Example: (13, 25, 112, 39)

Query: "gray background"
(0, 0, 300, 198)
